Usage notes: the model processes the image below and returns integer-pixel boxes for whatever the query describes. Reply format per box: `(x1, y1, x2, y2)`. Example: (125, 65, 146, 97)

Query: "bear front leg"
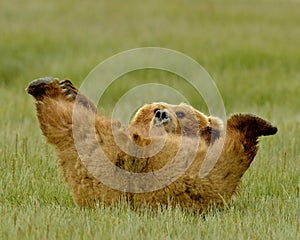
(27, 77, 81, 146)
(27, 78, 123, 207)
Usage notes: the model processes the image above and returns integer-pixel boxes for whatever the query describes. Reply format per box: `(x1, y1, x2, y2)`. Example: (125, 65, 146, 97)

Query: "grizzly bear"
(27, 77, 277, 212)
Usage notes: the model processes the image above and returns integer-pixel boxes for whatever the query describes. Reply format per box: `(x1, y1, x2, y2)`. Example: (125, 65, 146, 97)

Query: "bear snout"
(153, 109, 170, 126)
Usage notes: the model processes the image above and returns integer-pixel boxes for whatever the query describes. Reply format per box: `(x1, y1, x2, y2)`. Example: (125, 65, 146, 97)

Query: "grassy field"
(1, 0, 299, 239)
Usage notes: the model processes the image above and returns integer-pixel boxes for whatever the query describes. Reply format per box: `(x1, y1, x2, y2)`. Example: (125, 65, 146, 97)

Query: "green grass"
(1, 0, 299, 239)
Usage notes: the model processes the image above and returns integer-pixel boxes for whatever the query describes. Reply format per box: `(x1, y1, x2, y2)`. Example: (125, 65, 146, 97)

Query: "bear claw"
(59, 80, 78, 100)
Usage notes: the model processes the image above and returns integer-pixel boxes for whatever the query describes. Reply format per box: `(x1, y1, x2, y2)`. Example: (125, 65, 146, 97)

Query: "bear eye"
(176, 111, 185, 119)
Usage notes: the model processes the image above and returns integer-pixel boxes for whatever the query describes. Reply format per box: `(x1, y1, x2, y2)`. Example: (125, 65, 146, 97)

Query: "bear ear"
(209, 116, 224, 132)
(227, 113, 278, 138)
(200, 117, 224, 144)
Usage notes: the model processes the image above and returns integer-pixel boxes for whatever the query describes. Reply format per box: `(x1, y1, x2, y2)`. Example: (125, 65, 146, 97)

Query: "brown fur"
(27, 77, 277, 212)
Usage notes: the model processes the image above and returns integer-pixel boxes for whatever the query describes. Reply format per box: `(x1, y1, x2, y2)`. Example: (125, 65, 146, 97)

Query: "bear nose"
(154, 109, 168, 120)
(154, 109, 169, 126)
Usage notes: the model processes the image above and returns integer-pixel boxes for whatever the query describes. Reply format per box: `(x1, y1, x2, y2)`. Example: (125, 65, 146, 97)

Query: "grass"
(0, 0, 299, 239)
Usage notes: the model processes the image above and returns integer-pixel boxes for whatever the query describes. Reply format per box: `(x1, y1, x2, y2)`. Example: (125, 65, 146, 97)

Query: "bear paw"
(27, 77, 97, 112)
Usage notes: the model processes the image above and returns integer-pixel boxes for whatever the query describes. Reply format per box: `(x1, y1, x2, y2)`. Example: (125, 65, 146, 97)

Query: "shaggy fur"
(27, 77, 277, 212)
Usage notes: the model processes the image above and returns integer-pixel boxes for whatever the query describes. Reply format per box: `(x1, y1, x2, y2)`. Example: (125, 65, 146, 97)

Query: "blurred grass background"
(0, 0, 299, 239)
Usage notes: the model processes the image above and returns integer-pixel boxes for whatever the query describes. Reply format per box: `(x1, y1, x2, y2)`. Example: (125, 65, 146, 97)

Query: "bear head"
(129, 102, 224, 144)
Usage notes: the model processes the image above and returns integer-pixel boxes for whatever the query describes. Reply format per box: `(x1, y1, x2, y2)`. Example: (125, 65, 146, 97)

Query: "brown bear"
(27, 77, 277, 212)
